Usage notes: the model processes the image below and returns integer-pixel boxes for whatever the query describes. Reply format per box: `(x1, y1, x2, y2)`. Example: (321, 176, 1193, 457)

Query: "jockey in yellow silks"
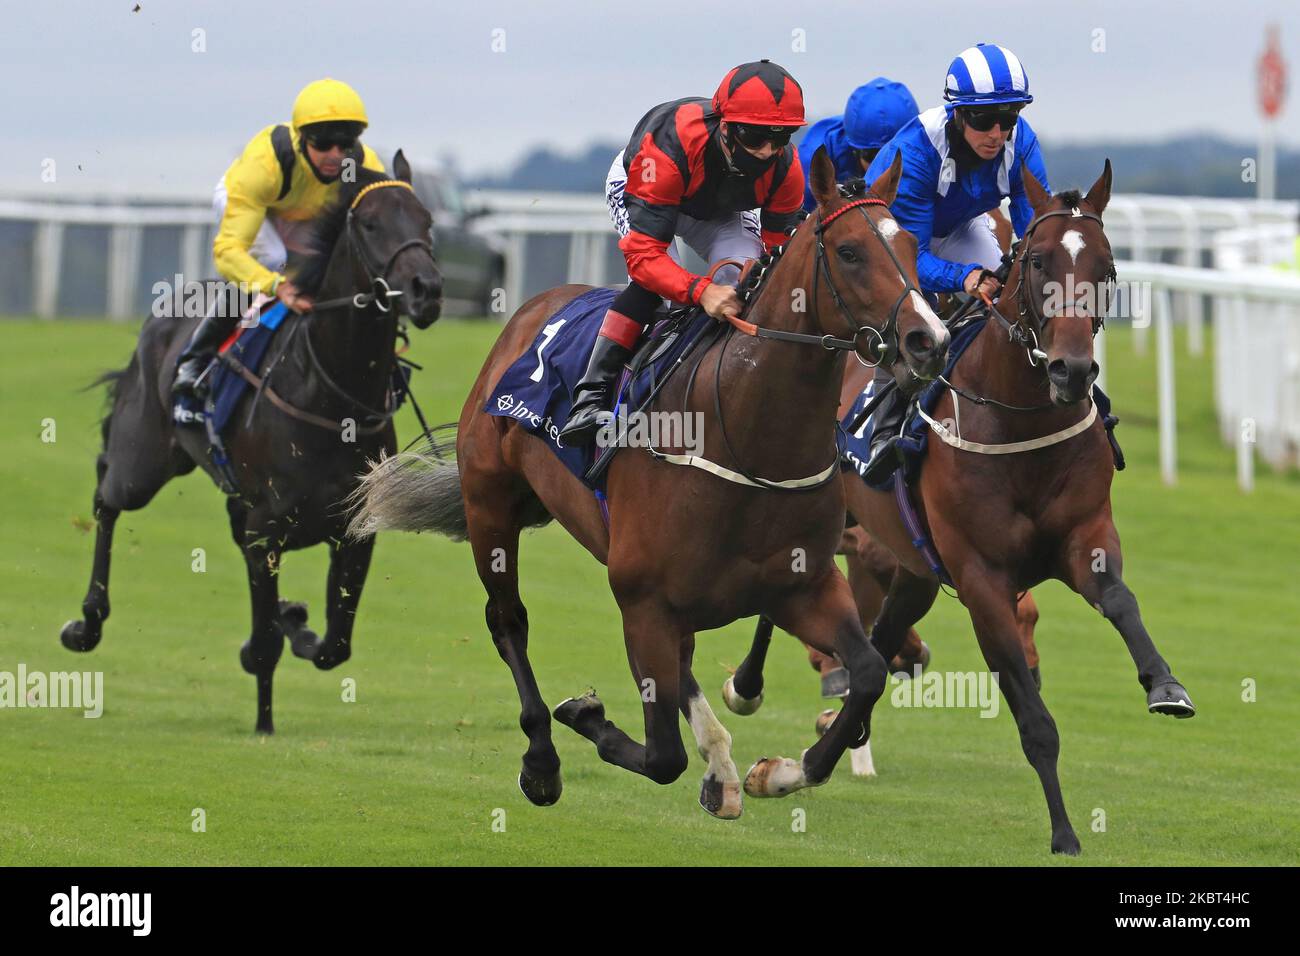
(172, 78, 386, 403)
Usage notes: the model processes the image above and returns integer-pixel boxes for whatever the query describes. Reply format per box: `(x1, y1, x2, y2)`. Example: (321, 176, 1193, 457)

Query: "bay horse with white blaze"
(729, 160, 1196, 853)
(350, 149, 949, 816)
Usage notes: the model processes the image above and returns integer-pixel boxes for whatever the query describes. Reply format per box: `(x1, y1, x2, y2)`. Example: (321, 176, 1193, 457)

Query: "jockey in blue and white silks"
(860, 43, 1052, 485)
(797, 77, 918, 212)
(865, 43, 1050, 298)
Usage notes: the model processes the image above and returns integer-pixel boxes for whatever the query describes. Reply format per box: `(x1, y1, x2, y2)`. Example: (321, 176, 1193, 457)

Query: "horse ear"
(1084, 158, 1112, 216)
(392, 149, 412, 183)
(868, 151, 903, 206)
(809, 146, 838, 210)
(1020, 162, 1050, 212)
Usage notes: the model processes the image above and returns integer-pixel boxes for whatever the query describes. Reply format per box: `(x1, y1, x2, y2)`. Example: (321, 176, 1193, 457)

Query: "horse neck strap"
(917, 389, 1098, 455)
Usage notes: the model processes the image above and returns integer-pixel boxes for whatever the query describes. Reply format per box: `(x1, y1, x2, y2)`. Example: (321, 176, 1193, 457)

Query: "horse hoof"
(277, 600, 309, 629)
(255, 721, 275, 736)
(518, 766, 563, 806)
(1052, 832, 1082, 856)
(312, 640, 349, 670)
(850, 740, 876, 777)
(699, 777, 743, 819)
(60, 619, 100, 653)
(815, 708, 837, 737)
(743, 756, 807, 798)
(289, 628, 322, 661)
(553, 693, 604, 729)
(722, 675, 763, 716)
(1148, 681, 1195, 718)
(820, 667, 850, 699)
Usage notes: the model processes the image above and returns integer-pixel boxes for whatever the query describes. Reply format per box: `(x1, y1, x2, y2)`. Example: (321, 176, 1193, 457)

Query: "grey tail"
(345, 424, 468, 541)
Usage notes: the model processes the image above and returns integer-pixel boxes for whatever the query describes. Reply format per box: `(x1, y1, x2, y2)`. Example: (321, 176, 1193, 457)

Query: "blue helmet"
(843, 77, 919, 150)
(943, 43, 1033, 107)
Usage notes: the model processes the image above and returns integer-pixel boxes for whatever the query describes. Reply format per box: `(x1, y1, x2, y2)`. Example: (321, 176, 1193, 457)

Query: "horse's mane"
(292, 165, 392, 296)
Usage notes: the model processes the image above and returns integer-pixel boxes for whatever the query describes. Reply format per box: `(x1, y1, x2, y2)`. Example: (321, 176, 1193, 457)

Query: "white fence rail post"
(1155, 286, 1177, 486)
(32, 220, 64, 319)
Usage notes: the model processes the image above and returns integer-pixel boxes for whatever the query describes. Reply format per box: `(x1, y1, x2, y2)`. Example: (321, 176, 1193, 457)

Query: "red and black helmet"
(711, 59, 806, 127)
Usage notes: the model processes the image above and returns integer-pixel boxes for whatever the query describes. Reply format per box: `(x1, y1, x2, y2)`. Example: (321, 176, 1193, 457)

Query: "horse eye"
(837, 245, 859, 264)
(1029, 253, 1043, 270)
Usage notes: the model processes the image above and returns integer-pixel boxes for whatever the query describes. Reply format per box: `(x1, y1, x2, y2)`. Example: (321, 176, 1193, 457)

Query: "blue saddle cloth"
(841, 317, 1119, 492)
(484, 287, 717, 491)
(206, 302, 291, 435)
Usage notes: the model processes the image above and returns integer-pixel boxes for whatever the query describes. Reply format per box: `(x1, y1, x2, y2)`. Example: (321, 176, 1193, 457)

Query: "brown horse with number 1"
(728, 160, 1196, 854)
(349, 149, 950, 817)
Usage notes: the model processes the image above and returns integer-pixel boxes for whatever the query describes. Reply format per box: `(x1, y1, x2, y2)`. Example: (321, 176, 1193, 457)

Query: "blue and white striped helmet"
(943, 43, 1033, 107)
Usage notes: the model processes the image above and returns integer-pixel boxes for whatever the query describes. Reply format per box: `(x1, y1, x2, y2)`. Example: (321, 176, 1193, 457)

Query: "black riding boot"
(558, 335, 634, 446)
(862, 376, 909, 485)
(172, 301, 242, 404)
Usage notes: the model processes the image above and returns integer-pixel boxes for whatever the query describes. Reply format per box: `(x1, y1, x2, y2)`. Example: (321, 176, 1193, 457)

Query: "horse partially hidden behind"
(60, 152, 443, 734)
(729, 161, 1196, 853)
(349, 150, 950, 817)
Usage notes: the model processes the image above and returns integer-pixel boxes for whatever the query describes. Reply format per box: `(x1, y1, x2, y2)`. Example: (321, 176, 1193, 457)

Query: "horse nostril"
(905, 329, 937, 360)
(1087, 361, 1100, 386)
(1048, 359, 1070, 386)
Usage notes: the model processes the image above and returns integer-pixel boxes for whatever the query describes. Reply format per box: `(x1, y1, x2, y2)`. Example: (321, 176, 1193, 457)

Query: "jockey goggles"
(961, 106, 1022, 132)
(732, 123, 795, 149)
(303, 123, 362, 151)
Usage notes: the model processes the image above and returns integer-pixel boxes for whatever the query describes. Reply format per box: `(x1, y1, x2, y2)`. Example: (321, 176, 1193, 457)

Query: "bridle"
(991, 204, 1114, 369)
(683, 189, 923, 491)
(311, 180, 439, 314)
(240, 179, 439, 435)
(937, 202, 1116, 416)
(730, 187, 921, 369)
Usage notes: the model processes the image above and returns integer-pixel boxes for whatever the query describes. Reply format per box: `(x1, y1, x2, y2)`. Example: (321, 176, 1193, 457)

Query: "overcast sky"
(3, 0, 1295, 197)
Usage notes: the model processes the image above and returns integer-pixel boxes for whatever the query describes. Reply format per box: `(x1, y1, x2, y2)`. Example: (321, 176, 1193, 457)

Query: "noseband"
(730, 189, 919, 369)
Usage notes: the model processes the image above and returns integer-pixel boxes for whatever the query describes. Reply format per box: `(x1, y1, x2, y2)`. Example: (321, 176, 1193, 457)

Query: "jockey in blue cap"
(796, 77, 919, 211)
(861, 42, 1051, 483)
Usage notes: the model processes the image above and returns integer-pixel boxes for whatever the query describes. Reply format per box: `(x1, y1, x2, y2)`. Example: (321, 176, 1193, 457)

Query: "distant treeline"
(468, 135, 1300, 200)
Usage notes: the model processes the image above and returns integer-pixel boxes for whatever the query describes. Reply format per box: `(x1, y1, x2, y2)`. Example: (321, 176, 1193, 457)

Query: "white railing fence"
(1119, 261, 1300, 491)
(3, 188, 1298, 491)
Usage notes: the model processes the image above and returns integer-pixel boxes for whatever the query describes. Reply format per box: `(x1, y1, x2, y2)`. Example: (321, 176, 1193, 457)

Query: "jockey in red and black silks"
(558, 59, 807, 446)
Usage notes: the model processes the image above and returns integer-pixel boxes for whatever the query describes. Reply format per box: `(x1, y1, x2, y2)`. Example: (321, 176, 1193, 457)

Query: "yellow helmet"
(292, 78, 369, 131)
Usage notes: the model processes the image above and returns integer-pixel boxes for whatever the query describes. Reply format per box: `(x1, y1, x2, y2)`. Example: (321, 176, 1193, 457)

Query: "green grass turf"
(1, 316, 1296, 866)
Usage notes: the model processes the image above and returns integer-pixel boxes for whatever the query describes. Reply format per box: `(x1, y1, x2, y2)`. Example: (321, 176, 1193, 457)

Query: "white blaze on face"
(910, 290, 945, 341)
(1061, 229, 1086, 265)
(878, 218, 900, 241)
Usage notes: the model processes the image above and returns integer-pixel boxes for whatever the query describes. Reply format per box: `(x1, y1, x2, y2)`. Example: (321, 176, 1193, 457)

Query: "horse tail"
(85, 368, 127, 446)
(345, 424, 468, 541)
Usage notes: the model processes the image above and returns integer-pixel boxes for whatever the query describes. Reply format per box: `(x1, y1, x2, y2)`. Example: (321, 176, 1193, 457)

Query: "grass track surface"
(1, 317, 1296, 866)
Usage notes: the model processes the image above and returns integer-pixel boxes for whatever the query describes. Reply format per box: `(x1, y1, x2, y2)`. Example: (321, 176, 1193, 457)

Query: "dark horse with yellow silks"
(60, 153, 443, 734)
(349, 150, 951, 818)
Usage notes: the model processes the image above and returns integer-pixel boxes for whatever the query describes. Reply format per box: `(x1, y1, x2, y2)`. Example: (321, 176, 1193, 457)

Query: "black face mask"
(723, 129, 778, 178)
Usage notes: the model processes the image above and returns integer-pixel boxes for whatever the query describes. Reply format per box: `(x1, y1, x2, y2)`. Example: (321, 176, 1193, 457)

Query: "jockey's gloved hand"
(962, 268, 1001, 302)
(276, 280, 313, 314)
